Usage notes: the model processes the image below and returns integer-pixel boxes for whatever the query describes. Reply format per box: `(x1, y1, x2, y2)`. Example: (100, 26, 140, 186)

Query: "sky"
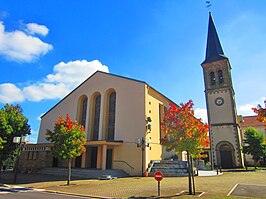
(0, 0, 265, 143)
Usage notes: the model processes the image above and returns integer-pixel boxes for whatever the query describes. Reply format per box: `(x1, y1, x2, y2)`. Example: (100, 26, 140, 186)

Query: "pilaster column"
(97, 146, 102, 169)
(81, 151, 86, 168)
(101, 144, 107, 170)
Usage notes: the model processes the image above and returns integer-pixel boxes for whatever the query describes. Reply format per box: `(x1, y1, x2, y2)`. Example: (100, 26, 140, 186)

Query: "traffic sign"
(154, 171, 163, 181)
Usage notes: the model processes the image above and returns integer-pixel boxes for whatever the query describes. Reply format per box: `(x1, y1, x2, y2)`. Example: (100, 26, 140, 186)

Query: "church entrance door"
(90, 147, 98, 168)
(220, 144, 233, 168)
(106, 149, 113, 169)
(75, 155, 82, 168)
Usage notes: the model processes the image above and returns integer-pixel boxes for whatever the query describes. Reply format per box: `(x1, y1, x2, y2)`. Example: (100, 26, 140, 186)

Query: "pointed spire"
(202, 13, 227, 64)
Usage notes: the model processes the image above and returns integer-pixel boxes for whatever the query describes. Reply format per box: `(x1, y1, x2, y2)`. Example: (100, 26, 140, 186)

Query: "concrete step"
(148, 160, 190, 177)
(149, 172, 188, 177)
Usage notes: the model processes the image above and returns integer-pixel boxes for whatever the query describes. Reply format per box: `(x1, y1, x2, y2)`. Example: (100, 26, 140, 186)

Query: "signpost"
(154, 171, 163, 196)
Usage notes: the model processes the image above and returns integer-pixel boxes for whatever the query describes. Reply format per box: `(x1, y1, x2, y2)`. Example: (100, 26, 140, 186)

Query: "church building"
(201, 13, 244, 168)
(19, 13, 251, 175)
(21, 71, 181, 176)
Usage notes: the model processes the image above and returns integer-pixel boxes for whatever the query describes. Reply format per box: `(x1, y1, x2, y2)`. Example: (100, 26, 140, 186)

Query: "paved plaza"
(0, 170, 266, 198)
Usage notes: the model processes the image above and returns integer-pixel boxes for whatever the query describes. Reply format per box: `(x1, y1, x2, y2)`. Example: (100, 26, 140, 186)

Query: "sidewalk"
(197, 170, 223, 176)
(0, 183, 45, 195)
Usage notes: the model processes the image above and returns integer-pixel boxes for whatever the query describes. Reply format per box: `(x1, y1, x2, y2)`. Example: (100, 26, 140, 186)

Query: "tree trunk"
(187, 151, 192, 195)
(67, 159, 72, 185)
(254, 160, 258, 169)
(190, 156, 195, 195)
(0, 162, 2, 178)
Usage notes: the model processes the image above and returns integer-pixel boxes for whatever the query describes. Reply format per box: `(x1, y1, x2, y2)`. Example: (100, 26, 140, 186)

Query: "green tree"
(0, 104, 31, 171)
(46, 114, 86, 185)
(0, 137, 5, 149)
(243, 127, 266, 168)
(161, 100, 209, 195)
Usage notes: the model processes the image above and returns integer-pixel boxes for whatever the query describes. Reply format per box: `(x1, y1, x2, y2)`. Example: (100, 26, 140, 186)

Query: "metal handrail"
(113, 160, 134, 170)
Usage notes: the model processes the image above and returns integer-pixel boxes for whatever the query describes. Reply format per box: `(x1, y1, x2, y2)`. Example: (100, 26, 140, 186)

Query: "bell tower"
(201, 13, 244, 168)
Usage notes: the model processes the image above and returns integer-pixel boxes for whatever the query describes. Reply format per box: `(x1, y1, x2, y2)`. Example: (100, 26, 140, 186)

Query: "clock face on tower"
(215, 97, 224, 106)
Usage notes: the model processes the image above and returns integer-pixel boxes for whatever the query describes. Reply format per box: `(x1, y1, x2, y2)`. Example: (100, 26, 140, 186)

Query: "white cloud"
(46, 60, 109, 85)
(29, 129, 38, 144)
(0, 21, 52, 62)
(25, 23, 49, 36)
(0, 83, 25, 103)
(194, 108, 208, 123)
(23, 83, 69, 102)
(0, 59, 109, 103)
(238, 97, 266, 116)
(24, 60, 109, 101)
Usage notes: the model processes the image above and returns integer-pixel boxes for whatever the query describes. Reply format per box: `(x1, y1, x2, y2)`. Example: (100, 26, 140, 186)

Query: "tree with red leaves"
(252, 100, 266, 130)
(161, 100, 209, 195)
(46, 114, 86, 185)
(161, 100, 209, 156)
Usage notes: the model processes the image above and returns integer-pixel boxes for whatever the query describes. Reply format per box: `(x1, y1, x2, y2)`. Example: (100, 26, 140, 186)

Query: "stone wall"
(19, 150, 53, 172)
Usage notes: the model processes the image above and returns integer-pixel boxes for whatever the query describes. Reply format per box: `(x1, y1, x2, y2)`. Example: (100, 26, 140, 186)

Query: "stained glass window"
(107, 92, 116, 140)
(92, 95, 101, 140)
(81, 97, 87, 128)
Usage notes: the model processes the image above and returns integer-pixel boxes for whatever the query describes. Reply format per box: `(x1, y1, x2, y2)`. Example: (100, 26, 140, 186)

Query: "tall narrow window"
(218, 70, 224, 84)
(210, 71, 216, 85)
(107, 91, 116, 140)
(92, 95, 101, 140)
(81, 97, 88, 128)
(159, 104, 164, 144)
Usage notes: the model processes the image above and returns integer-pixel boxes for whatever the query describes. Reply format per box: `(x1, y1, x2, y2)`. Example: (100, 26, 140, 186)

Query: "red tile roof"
(240, 115, 265, 128)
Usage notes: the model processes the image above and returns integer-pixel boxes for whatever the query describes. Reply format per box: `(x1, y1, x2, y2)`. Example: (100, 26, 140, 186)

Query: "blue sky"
(0, 0, 265, 143)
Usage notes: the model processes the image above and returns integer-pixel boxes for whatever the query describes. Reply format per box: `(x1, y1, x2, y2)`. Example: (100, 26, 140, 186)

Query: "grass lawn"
(3, 170, 264, 198)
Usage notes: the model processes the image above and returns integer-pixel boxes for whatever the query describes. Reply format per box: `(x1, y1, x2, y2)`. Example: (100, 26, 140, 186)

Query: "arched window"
(80, 96, 88, 128)
(92, 95, 101, 140)
(210, 71, 216, 85)
(80, 97, 88, 128)
(218, 70, 224, 84)
(107, 91, 116, 140)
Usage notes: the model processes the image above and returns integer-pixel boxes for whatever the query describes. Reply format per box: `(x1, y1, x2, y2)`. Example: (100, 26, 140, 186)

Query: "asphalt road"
(229, 184, 266, 198)
(0, 191, 89, 199)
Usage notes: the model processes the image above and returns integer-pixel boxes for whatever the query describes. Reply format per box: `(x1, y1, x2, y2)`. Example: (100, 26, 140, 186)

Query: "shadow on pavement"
(0, 171, 85, 185)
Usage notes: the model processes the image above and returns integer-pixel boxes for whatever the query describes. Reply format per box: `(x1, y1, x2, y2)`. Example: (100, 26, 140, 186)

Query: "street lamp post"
(13, 135, 28, 184)
(136, 137, 151, 176)
(136, 116, 152, 177)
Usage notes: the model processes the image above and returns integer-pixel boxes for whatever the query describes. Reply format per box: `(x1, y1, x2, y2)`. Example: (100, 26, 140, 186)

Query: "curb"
(43, 189, 206, 199)
(44, 190, 111, 199)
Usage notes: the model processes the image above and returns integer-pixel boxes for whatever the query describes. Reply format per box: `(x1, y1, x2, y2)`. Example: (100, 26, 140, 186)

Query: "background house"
(239, 115, 266, 166)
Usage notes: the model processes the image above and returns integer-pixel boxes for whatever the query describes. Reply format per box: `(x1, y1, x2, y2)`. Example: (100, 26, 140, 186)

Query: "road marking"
(0, 191, 10, 194)
(198, 191, 205, 197)
(0, 186, 45, 195)
(227, 183, 238, 196)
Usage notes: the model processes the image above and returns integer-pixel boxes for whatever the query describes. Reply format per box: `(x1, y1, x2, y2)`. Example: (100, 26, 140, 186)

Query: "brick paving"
(0, 172, 187, 198)
(1, 171, 266, 198)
